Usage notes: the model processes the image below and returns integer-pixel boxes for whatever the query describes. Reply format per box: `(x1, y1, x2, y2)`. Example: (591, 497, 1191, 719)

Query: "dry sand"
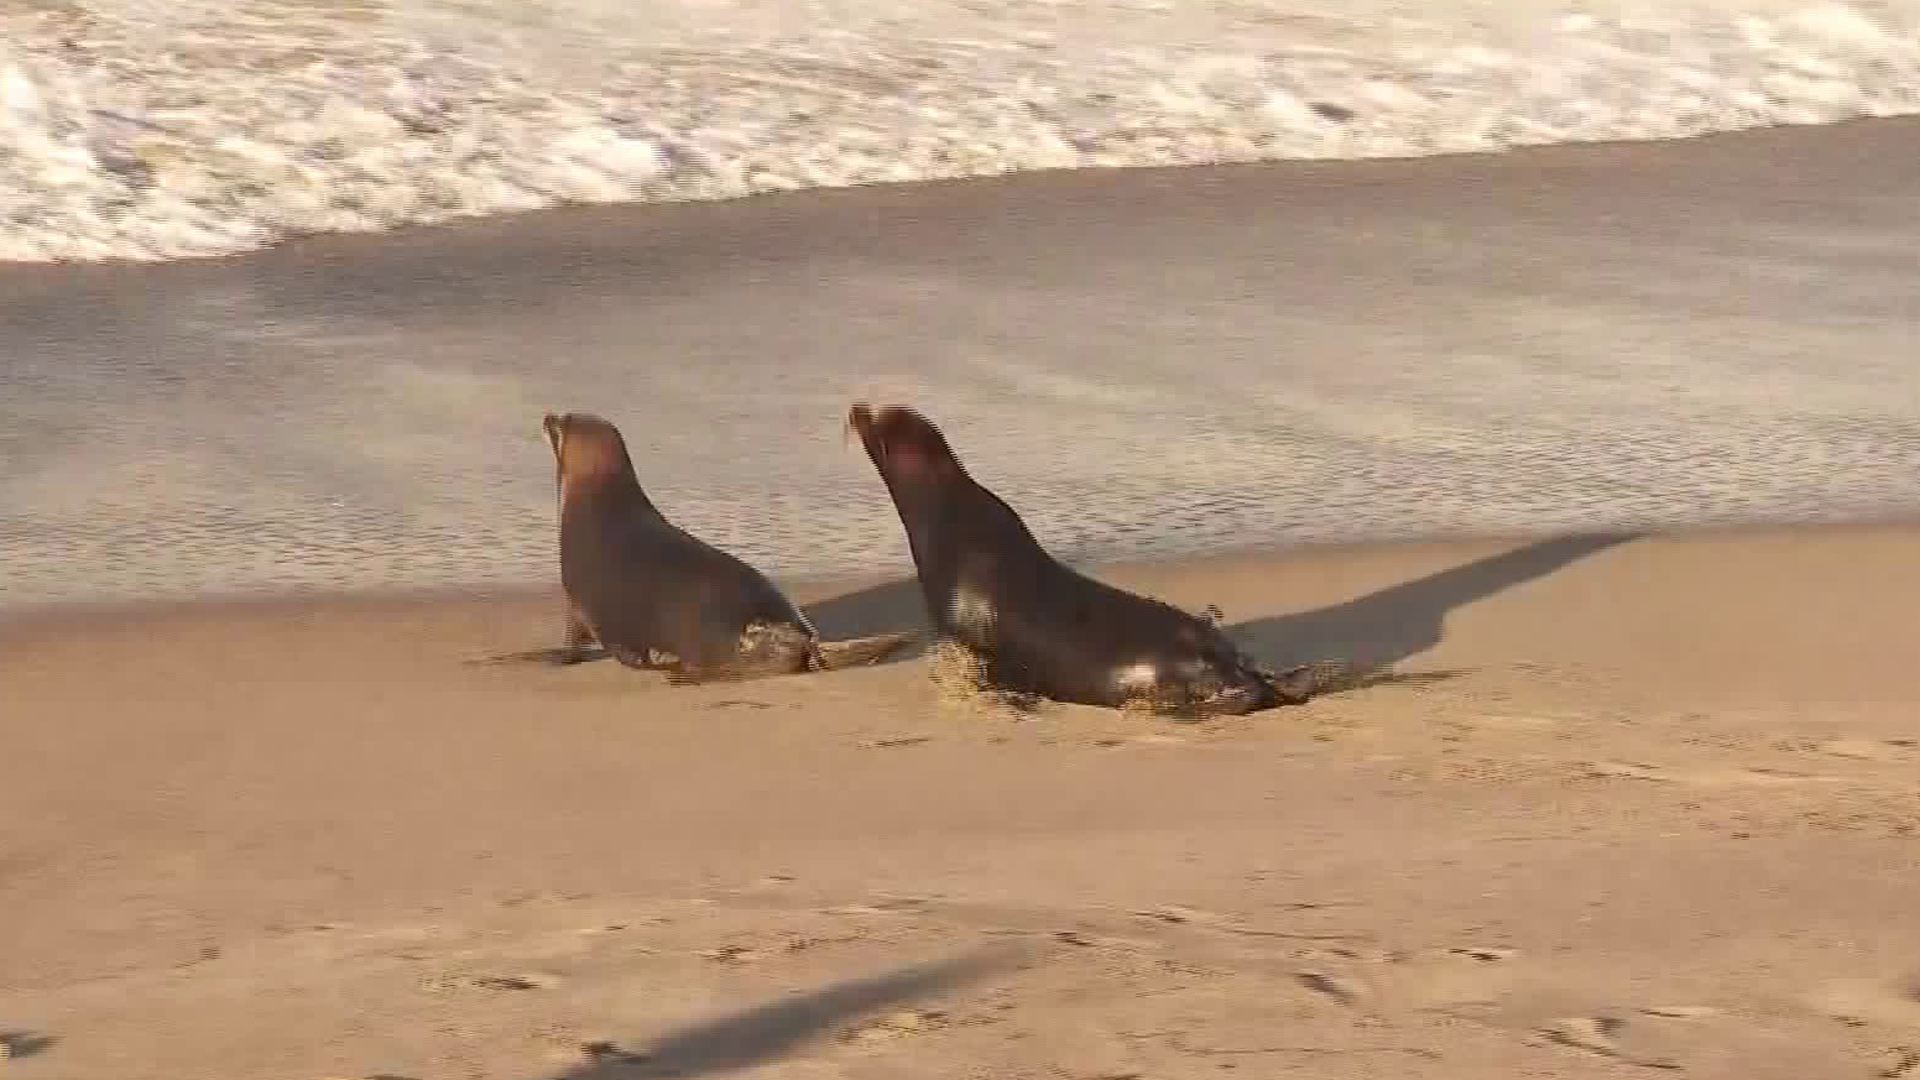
(4, 522, 1918, 1079)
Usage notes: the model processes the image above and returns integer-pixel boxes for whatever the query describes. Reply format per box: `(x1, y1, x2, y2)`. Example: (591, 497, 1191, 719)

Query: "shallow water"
(3, 0, 1919, 261)
(3, 121, 1918, 613)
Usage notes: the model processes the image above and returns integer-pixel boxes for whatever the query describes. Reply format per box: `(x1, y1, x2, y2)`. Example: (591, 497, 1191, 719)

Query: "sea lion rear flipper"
(560, 607, 597, 664)
(814, 632, 920, 671)
(1263, 658, 1363, 702)
(1267, 665, 1317, 705)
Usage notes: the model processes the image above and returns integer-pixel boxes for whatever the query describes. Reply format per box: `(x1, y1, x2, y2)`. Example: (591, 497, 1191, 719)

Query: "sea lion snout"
(542, 412, 633, 476)
(846, 402, 953, 480)
(845, 403, 875, 457)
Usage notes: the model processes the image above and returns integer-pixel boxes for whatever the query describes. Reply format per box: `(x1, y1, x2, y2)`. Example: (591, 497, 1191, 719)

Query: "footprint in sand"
(1820, 737, 1919, 762)
(1583, 760, 1842, 787)
(1294, 969, 1365, 1006)
(1878, 1046, 1920, 1078)
(471, 973, 560, 991)
(1280, 944, 1523, 1017)
(1539, 1016, 1682, 1070)
(1127, 902, 1363, 941)
(1395, 945, 1526, 1010)
(0, 1032, 56, 1061)
(1638, 1005, 1721, 1020)
(863, 735, 934, 749)
(1584, 760, 1671, 782)
(1476, 711, 1583, 733)
(823, 897, 934, 917)
(1807, 974, 1920, 1030)
(842, 1008, 954, 1044)
(1092, 733, 1190, 749)
(701, 943, 768, 965)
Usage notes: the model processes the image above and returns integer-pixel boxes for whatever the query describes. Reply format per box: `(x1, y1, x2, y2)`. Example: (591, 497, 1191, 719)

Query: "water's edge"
(9, 517, 1916, 631)
(5, 119, 1920, 614)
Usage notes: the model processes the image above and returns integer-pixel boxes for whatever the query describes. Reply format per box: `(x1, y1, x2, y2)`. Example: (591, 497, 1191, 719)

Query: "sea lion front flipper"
(608, 644, 678, 671)
(814, 632, 920, 671)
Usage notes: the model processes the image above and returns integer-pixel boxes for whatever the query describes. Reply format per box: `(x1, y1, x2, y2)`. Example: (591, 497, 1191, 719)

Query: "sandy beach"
(5, 523, 1919, 1079)
(4, 46, 1919, 1076)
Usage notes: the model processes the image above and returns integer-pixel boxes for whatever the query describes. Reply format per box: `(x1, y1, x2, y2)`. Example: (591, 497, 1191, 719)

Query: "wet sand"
(5, 118, 1920, 611)
(4, 523, 1919, 1079)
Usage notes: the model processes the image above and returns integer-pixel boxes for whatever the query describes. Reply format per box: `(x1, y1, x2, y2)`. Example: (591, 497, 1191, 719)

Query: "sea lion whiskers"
(844, 403, 868, 454)
(847, 402, 964, 482)
(846, 402, 888, 468)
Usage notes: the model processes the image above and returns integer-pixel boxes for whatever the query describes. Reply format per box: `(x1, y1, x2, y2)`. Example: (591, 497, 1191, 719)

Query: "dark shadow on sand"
(497, 533, 1634, 686)
(539, 946, 1024, 1079)
(0, 1032, 56, 1060)
(1226, 532, 1639, 686)
(800, 578, 929, 664)
(466, 645, 616, 667)
(464, 581, 931, 671)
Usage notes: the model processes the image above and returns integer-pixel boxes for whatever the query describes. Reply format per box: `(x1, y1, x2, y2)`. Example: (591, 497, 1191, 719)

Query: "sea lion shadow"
(1225, 531, 1641, 694)
(468, 575, 930, 676)
(536, 945, 1025, 1079)
(796, 533, 1637, 699)
(801, 579, 931, 666)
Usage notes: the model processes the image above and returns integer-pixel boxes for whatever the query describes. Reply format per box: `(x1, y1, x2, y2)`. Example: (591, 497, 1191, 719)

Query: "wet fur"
(545, 411, 908, 683)
(847, 404, 1310, 717)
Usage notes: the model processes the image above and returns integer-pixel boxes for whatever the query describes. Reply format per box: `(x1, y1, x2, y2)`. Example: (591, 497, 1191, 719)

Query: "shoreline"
(0, 114, 1901, 274)
(0, 112, 1907, 276)
(4, 515, 1913, 632)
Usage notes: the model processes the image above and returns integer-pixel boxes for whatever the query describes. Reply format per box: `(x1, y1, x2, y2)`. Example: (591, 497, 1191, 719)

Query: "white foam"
(1, 0, 1918, 263)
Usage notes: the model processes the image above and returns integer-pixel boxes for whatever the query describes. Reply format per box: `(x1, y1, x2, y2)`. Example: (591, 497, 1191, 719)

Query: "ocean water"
(3, 1, 1919, 614)
(3, 113, 1919, 613)
(2, 0, 1919, 263)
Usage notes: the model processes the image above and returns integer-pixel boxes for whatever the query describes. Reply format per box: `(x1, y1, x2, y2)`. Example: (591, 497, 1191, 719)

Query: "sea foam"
(1, 0, 1918, 262)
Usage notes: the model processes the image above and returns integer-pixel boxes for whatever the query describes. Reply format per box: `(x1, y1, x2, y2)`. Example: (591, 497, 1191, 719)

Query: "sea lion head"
(846, 403, 965, 487)
(542, 411, 640, 499)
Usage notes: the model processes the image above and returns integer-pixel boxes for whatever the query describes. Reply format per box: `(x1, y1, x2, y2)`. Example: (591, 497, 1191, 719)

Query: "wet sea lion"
(543, 411, 912, 682)
(846, 403, 1315, 717)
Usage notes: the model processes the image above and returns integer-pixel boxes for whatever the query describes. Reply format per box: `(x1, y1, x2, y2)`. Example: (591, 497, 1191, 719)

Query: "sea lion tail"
(814, 631, 920, 671)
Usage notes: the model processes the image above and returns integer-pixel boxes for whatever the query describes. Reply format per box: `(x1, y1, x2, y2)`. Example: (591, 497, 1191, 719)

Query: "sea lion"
(846, 403, 1315, 717)
(543, 411, 912, 682)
